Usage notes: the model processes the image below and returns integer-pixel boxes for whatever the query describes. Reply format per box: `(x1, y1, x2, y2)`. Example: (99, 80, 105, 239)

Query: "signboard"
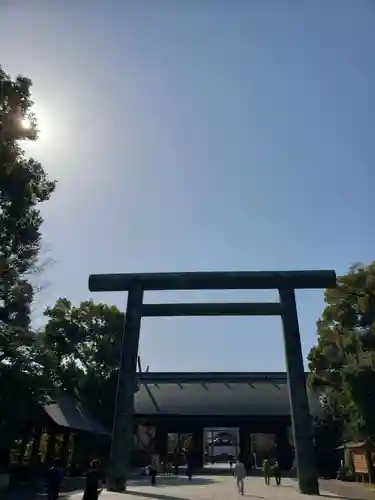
(352, 450, 369, 475)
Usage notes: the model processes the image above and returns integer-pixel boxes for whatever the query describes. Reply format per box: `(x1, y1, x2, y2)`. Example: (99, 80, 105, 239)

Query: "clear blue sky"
(1, 0, 373, 372)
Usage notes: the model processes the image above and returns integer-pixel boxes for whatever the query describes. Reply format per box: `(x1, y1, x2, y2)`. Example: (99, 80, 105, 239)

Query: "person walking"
(272, 460, 281, 486)
(233, 458, 246, 496)
(262, 458, 271, 486)
(83, 460, 103, 500)
(186, 460, 193, 481)
(149, 458, 158, 486)
(173, 448, 179, 476)
(46, 459, 64, 500)
(31, 453, 44, 492)
(173, 455, 179, 476)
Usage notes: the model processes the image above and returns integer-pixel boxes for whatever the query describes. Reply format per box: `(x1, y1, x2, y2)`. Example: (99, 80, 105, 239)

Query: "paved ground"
(67, 475, 346, 500)
(3, 475, 375, 500)
(320, 479, 375, 500)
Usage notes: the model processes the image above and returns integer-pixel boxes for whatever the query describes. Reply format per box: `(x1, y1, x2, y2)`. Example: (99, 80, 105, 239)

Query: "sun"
(20, 117, 32, 130)
(20, 104, 54, 152)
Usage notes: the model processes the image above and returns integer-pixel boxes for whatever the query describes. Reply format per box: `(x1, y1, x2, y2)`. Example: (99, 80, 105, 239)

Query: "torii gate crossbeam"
(88, 269, 336, 495)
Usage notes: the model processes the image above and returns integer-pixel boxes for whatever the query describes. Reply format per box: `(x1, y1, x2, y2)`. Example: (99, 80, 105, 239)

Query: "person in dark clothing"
(149, 458, 158, 486)
(186, 461, 193, 481)
(273, 461, 281, 486)
(83, 460, 103, 500)
(262, 458, 271, 486)
(149, 468, 157, 485)
(173, 449, 179, 476)
(31, 454, 44, 490)
(46, 459, 64, 500)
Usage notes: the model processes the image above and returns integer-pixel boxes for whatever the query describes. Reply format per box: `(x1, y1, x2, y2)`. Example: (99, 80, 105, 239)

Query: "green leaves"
(39, 298, 125, 428)
(0, 65, 56, 448)
(1, 67, 56, 274)
(308, 261, 375, 440)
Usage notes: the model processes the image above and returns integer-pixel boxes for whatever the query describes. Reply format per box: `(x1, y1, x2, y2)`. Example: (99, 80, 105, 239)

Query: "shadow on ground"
(113, 476, 221, 500)
(266, 481, 369, 500)
(122, 490, 264, 500)
(1, 476, 216, 500)
(122, 491, 265, 500)
(302, 478, 375, 500)
(122, 491, 191, 500)
(127, 476, 215, 488)
(1, 490, 82, 500)
(0, 483, 83, 500)
(320, 495, 370, 500)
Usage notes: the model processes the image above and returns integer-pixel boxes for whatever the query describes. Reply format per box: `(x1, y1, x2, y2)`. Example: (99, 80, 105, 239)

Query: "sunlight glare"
(20, 117, 31, 130)
(21, 104, 50, 146)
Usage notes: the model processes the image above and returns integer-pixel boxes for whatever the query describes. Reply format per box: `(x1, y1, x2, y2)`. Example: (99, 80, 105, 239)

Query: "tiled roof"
(42, 392, 110, 435)
(134, 372, 320, 416)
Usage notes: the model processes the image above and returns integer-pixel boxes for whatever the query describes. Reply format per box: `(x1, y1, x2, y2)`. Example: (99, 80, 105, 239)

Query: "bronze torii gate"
(89, 270, 336, 495)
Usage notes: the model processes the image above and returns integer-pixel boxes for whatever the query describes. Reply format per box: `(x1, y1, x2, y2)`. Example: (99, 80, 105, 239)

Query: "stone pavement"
(68, 475, 344, 500)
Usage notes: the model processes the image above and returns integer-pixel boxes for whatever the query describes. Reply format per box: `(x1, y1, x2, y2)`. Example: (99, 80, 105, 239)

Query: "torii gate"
(89, 269, 336, 495)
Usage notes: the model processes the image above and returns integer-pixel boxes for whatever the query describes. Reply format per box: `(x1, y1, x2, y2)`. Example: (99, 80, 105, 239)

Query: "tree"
(308, 262, 375, 440)
(40, 298, 125, 428)
(313, 413, 343, 477)
(0, 66, 56, 464)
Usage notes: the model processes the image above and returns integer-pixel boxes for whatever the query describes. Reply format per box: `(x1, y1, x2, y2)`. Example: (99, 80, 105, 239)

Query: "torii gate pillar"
(89, 270, 336, 494)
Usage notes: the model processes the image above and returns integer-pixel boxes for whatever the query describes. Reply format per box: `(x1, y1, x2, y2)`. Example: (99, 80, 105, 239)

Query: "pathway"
(4, 475, 374, 500)
(67, 475, 346, 500)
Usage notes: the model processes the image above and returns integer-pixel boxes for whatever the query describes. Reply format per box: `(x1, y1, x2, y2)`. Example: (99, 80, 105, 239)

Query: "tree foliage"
(0, 65, 128, 465)
(0, 65, 56, 448)
(308, 262, 375, 440)
(39, 298, 125, 428)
